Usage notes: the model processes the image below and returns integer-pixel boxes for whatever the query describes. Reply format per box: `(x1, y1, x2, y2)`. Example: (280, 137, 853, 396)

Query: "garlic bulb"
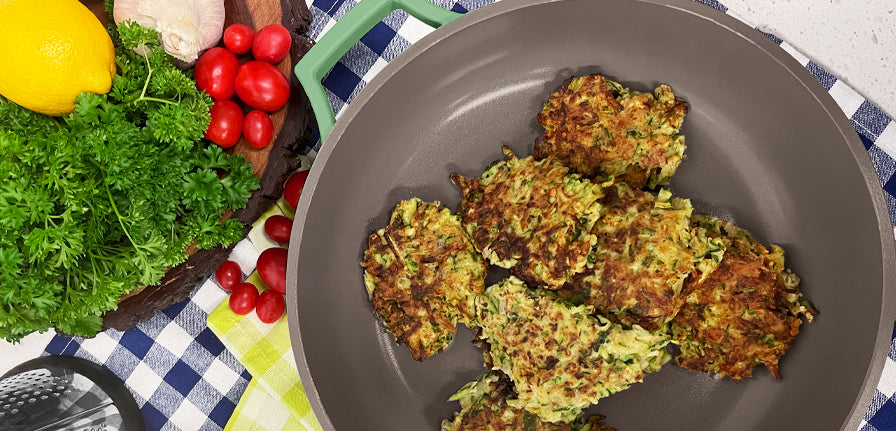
(113, 0, 225, 65)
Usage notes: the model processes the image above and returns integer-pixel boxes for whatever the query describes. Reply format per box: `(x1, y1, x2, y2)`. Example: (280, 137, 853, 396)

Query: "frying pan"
(286, 0, 896, 429)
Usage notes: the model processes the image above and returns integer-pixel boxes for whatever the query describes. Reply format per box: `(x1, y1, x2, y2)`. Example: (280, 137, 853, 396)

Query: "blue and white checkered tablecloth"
(42, 238, 262, 431)
(43, 286, 250, 430)
(42, 0, 896, 430)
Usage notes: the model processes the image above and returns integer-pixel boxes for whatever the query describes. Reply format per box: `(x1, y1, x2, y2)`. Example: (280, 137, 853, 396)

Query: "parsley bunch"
(0, 22, 259, 341)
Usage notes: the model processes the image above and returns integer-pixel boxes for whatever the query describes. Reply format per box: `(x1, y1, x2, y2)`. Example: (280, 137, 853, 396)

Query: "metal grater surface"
(0, 356, 143, 431)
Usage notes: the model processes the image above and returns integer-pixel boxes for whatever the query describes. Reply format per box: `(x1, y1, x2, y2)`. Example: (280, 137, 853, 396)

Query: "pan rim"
(285, 0, 896, 429)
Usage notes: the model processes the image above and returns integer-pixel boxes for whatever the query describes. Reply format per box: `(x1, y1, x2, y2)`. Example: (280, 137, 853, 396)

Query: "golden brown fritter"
(451, 147, 603, 290)
(535, 74, 687, 189)
(556, 183, 724, 331)
(361, 199, 487, 361)
(442, 372, 616, 431)
(670, 216, 817, 381)
(473, 277, 671, 423)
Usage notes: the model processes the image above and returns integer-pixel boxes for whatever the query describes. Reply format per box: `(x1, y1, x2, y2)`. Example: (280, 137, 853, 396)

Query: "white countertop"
(724, 0, 896, 119)
(2, 0, 893, 377)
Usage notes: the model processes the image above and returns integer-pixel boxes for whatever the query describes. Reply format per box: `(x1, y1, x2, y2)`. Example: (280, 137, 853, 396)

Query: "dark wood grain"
(94, 0, 316, 331)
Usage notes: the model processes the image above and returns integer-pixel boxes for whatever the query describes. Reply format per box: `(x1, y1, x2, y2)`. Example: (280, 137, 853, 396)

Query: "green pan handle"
(295, 0, 463, 143)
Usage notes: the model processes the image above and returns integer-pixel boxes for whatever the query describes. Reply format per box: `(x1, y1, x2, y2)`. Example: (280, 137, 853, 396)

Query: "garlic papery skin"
(113, 0, 225, 65)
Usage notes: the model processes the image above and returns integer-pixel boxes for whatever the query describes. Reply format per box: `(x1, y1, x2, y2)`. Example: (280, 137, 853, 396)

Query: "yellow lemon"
(0, 0, 117, 116)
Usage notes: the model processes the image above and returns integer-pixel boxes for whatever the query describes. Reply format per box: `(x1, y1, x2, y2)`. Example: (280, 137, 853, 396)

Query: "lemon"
(0, 0, 117, 116)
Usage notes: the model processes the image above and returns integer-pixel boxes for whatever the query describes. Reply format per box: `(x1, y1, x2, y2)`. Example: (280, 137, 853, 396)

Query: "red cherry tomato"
(215, 260, 242, 292)
(205, 100, 244, 148)
(264, 214, 292, 243)
(252, 24, 292, 64)
(223, 23, 255, 55)
(243, 110, 274, 148)
(257, 247, 287, 295)
(229, 282, 259, 315)
(234, 61, 291, 112)
(283, 169, 309, 209)
(256, 290, 285, 324)
(194, 47, 239, 100)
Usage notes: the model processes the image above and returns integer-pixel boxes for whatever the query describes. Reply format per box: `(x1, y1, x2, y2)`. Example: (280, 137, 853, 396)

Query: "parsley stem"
(103, 182, 144, 254)
(138, 49, 153, 102)
(137, 96, 176, 105)
(134, 49, 175, 106)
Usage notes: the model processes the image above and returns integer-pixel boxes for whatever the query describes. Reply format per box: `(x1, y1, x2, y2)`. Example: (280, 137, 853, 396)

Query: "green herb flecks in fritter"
(361, 199, 487, 361)
(473, 277, 671, 423)
(670, 215, 817, 381)
(442, 372, 617, 431)
(535, 74, 687, 189)
(556, 183, 724, 331)
(451, 147, 603, 290)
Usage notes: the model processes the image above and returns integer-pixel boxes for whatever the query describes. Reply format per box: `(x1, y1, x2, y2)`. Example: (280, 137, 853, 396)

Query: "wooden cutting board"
(82, 0, 316, 331)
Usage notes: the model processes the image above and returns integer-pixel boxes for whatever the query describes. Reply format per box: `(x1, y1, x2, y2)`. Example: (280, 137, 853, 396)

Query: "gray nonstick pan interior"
(286, 0, 896, 429)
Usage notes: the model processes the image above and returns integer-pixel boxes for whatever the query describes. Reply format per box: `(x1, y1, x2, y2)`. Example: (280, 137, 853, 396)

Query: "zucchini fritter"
(670, 216, 817, 381)
(442, 372, 616, 431)
(535, 74, 687, 188)
(362, 199, 487, 361)
(473, 277, 671, 423)
(451, 148, 603, 289)
(557, 183, 725, 331)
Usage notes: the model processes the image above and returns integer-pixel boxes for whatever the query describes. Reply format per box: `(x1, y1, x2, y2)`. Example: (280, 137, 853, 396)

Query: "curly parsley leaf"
(0, 23, 260, 342)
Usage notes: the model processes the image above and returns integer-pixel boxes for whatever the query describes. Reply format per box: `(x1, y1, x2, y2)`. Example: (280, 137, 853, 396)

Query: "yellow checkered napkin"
(207, 273, 322, 431)
(227, 379, 306, 430)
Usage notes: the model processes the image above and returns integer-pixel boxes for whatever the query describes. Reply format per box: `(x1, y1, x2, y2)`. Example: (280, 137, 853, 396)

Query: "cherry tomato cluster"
(215, 248, 288, 323)
(198, 23, 293, 149)
(214, 169, 307, 322)
(229, 280, 285, 324)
